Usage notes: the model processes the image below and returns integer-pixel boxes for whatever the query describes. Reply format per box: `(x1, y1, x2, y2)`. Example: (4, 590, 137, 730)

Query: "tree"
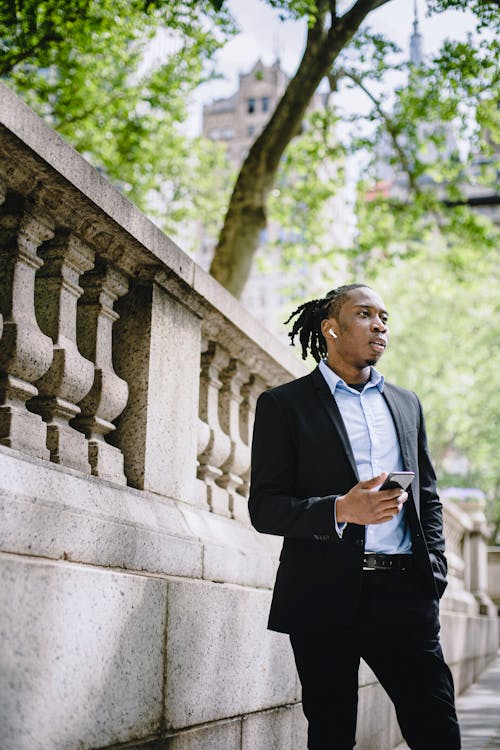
(2, 1, 498, 294)
(0, 1, 232, 77)
(0, 0, 234, 220)
(209, 0, 396, 296)
(208, 0, 500, 296)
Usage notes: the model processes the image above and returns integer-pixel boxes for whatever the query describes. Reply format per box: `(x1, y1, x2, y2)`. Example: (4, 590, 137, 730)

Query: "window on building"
(208, 128, 220, 139)
(221, 127, 234, 140)
(247, 125, 255, 137)
(247, 98, 256, 114)
(261, 96, 270, 113)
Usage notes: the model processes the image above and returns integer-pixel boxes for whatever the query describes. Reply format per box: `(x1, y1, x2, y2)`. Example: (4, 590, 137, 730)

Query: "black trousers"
(290, 568, 461, 750)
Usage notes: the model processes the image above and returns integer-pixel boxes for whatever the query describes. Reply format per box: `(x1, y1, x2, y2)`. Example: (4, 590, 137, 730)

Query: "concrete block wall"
(0, 83, 498, 750)
(0, 447, 306, 750)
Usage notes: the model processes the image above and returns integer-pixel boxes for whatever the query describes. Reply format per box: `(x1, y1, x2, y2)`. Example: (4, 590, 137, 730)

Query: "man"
(249, 284, 460, 750)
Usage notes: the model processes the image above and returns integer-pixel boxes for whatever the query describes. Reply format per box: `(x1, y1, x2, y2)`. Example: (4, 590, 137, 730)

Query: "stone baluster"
(443, 504, 466, 582)
(462, 530, 472, 593)
(461, 496, 497, 615)
(72, 260, 129, 484)
(28, 231, 95, 472)
(112, 280, 202, 501)
(217, 359, 251, 522)
(238, 374, 266, 501)
(0, 195, 54, 459)
(197, 341, 232, 516)
(196, 415, 211, 508)
(196, 338, 212, 509)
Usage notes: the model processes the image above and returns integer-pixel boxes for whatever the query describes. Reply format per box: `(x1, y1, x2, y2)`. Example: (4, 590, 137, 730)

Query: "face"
(323, 287, 389, 369)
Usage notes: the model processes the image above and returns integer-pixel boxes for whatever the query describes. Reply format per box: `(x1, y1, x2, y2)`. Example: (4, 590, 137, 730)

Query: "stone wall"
(0, 83, 498, 750)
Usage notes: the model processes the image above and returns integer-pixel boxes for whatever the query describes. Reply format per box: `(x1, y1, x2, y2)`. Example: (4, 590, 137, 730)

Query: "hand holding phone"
(378, 471, 415, 491)
(336, 471, 414, 526)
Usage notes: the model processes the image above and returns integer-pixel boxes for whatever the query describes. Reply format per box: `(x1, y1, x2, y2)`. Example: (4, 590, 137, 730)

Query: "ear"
(320, 318, 337, 340)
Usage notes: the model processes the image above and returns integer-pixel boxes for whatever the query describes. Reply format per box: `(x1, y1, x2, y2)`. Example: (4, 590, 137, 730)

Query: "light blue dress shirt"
(318, 359, 412, 554)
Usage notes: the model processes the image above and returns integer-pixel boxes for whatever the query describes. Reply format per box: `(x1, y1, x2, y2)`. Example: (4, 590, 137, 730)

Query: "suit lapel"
(310, 367, 359, 481)
(381, 383, 413, 472)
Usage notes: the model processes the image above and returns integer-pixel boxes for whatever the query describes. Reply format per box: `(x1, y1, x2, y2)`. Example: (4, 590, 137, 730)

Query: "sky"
(186, 0, 479, 133)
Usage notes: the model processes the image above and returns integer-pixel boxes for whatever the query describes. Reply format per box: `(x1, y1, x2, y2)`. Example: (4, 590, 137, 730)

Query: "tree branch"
(335, 0, 393, 41)
(342, 68, 470, 239)
(341, 68, 420, 194)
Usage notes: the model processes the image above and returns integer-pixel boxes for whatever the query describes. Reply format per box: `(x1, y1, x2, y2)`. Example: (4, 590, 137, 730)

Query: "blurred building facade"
(202, 58, 288, 168)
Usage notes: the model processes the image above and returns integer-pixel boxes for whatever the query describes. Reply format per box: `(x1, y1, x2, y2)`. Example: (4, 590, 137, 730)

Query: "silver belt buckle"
(363, 554, 378, 571)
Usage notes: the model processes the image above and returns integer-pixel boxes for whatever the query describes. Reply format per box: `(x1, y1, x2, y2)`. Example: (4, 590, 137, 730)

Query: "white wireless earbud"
(329, 328, 338, 339)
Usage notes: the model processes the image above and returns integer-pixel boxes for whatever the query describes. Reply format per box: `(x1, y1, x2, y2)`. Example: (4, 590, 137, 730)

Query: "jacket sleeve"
(248, 389, 340, 539)
(416, 395, 448, 575)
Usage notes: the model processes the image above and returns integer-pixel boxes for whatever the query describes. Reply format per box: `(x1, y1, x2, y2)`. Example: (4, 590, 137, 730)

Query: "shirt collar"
(318, 359, 384, 395)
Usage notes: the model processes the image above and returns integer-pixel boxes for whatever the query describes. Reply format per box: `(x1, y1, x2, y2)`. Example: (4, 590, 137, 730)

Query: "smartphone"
(378, 471, 415, 491)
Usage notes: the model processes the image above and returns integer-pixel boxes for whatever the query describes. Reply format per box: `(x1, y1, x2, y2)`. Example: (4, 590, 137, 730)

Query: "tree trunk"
(209, 0, 394, 298)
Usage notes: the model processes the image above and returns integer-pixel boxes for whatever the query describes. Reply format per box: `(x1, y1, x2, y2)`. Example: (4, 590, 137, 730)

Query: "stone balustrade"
(0, 83, 498, 750)
(0, 84, 304, 518)
(441, 489, 498, 618)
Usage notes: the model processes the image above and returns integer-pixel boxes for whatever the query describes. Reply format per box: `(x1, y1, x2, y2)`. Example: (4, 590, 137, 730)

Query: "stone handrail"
(0, 83, 306, 521)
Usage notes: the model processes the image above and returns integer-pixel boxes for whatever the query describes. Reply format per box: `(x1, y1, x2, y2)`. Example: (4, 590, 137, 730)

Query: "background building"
(203, 58, 288, 168)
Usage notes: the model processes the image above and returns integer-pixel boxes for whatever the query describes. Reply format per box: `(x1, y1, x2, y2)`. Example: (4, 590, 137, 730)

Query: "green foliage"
(376, 239, 499, 520)
(0, 1, 234, 75)
(426, 0, 500, 32)
(264, 0, 321, 22)
(161, 137, 236, 252)
(209, 0, 323, 24)
(346, 29, 404, 79)
(1, 0, 235, 220)
(335, 22, 500, 272)
(268, 107, 346, 262)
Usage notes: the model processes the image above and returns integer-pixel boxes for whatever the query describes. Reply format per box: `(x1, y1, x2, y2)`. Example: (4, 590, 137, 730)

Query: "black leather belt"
(362, 553, 413, 572)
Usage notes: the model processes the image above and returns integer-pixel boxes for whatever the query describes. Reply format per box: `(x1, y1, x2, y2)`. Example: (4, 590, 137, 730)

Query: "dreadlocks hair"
(284, 284, 370, 362)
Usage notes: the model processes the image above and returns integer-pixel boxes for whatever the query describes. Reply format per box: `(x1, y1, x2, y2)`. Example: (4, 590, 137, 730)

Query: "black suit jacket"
(249, 367, 448, 634)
